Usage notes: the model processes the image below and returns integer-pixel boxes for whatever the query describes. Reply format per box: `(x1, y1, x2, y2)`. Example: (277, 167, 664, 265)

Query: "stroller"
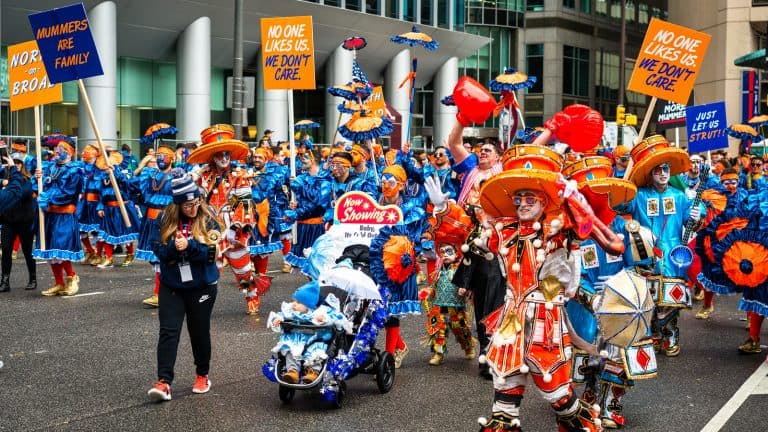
(262, 266, 395, 408)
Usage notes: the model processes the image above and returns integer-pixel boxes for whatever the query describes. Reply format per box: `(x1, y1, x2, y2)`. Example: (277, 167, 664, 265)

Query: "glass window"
(639, 3, 648, 24)
(454, 0, 465, 31)
(580, 0, 591, 13)
(610, 1, 621, 19)
(404, 0, 415, 21)
(387, 0, 399, 18)
(346, 0, 361, 11)
(438, 0, 450, 28)
(527, 0, 544, 11)
(365, 0, 380, 14)
(325, 0, 341, 6)
(563, 0, 576, 9)
(596, 0, 608, 15)
(626, 1, 636, 22)
(595, 50, 619, 102)
(421, 0, 432, 25)
(526, 44, 544, 94)
(563, 45, 589, 97)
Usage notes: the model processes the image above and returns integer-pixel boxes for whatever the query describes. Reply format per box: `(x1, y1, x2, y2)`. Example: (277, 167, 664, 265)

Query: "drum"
(646, 276, 691, 308)
(625, 219, 656, 264)
(621, 339, 658, 380)
(501, 144, 563, 171)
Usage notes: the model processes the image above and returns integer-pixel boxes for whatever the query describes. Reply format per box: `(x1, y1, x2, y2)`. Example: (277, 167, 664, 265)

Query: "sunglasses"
(513, 195, 543, 206)
(652, 165, 670, 175)
(381, 177, 400, 188)
(434, 152, 447, 157)
(181, 199, 201, 210)
(752, 162, 763, 167)
(722, 179, 738, 186)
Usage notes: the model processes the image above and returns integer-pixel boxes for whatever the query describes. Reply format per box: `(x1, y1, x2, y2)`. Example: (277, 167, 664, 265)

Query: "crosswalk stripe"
(700, 360, 768, 431)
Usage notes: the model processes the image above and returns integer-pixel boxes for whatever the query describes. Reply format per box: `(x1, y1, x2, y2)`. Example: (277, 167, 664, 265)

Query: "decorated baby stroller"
(262, 265, 395, 408)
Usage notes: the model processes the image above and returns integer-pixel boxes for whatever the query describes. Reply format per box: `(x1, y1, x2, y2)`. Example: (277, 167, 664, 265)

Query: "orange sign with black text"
(627, 18, 710, 105)
(260, 16, 316, 90)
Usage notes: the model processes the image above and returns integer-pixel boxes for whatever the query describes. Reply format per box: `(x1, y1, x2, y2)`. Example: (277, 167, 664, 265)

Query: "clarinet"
(682, 167, 710, 244)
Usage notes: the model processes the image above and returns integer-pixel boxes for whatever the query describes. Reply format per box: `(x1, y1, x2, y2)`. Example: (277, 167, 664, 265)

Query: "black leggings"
(156, 283, 217, 383)
(1, 222, 35, 279)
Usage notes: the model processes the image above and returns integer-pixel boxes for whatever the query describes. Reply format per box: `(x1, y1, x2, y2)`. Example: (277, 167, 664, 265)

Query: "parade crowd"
(2, 82, 768, 432)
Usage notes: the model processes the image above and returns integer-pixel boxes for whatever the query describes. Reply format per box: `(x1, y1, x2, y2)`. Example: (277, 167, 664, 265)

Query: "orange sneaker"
(192, 375, 211, 394)
(147, 380, 171, 402)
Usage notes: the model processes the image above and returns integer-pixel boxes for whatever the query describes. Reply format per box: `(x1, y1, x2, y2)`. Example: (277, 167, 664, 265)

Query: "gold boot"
(97, 257, 114, 269)
(61, 275, 80, 296)
(81, 252, 96, 265)
(695, 306, 714, 320)
(89, 254, 102, 266)
(428, 353, 444, 366)
(142, 294, 159, 308)
(42, 284, 65, 297)
(121, 254, 135, 267)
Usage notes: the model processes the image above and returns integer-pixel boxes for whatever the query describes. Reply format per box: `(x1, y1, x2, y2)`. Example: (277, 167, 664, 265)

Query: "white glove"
(424, 175, 449, 213)
(690, 205, 701, 221)
(560, 175, 579, 199)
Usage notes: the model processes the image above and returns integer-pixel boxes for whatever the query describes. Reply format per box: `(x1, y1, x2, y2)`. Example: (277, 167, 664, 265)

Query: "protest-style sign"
(686, 101, 728, 153)
(654, 95, 694, 131)
(8, 40, 62, 112)
(333, 191, 403, 246)
(628, 18, 710, 105)
(260, 16, 315, 90)
(28, 2, 103, 84)
(368, 86, 387, 117)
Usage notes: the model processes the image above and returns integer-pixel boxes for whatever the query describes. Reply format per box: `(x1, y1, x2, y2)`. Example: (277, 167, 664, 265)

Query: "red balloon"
(453, 77, 496, 127)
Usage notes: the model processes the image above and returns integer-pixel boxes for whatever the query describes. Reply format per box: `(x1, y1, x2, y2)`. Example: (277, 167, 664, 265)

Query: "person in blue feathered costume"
(249, 148, 285, 276)
(283, 149, 331, 269)
(77, 145, 103, 265)
(370, 164, 429, 370)
(131, 145, 177, 308)
(320, 151, 378, 224)
(94, 149, 141, 269)
(268, 147, 294, 273)
(33, 137, 84, 297)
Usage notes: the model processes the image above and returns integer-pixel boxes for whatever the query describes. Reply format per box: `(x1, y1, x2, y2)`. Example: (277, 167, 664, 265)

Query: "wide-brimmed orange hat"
(562, 156, 637, 207)
(479, 144, 563, 218)
(627, 135, 690, 188)
(95, 147, 123, 170)
(186, 124, 249, 164)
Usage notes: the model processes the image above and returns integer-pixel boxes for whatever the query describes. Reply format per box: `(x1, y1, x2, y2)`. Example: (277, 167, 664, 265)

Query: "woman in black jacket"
(147, 168, 221, 402)
(0, 153, 37, 292)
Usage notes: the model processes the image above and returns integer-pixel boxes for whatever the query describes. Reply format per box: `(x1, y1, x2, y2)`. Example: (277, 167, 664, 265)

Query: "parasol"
(489, 68, 537, 149)
(748, 115, 768, 126)
(727, 123, 761, 140)
(294, 119, 320, 130)
(337, 100, 368, 115)
(342, 36, 367, 52)
(140, 122, 178, 146)
(338, 112, 394, 142)
(390, 26, 439, 146)
(318, 266, 381, 300)
(327, 80, 372, 101)
(594, 269, 654, 348)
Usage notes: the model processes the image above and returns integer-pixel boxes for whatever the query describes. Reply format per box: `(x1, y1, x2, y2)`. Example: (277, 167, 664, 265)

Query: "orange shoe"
(192, 375, 211, 394)
(147, 380, 172, 402)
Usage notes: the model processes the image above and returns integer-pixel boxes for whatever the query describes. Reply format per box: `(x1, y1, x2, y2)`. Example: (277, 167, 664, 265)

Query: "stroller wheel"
(376, 351, 396, 394)
(331, 381, 346, 409)
(278, 385, 295, 404)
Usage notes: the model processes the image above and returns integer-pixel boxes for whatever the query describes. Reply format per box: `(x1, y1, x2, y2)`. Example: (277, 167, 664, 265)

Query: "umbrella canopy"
(140, 122, 178, 145)
(727, 123, 762, 140)
(488, 68, 537, 93)
(337, 101, 369, 114)
(595, 269, 654, 348)
(342, 36, 367, 52)
(338, 112, 393, 142)
(327, 80, 372, 101)
(390, 26, 439, 51)
(318, 266, 381, 300)
(748, 115, 768, 126)
(294, 119, 320, 130)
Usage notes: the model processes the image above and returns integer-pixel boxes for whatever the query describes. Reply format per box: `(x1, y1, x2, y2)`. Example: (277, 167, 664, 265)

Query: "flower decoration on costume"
(370, 224, 418, 292)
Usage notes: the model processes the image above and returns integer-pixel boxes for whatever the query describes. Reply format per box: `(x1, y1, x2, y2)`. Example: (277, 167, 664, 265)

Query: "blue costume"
(132, 167, 174, 262)
(321, 173, 378, 224)
(33, 161, 85, 262)
(78, 162, 101, 233)
(284, 169, 332, 266)
(249, 164, 284, 256)
(97, 168, 141, 245)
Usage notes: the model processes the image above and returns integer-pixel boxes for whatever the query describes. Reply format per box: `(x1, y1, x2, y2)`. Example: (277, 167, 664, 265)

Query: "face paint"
(55, 145, 71, 163)
(213, 151, 231, 169)
(381, 174, 401, 198)
(157, 154, 168, 170)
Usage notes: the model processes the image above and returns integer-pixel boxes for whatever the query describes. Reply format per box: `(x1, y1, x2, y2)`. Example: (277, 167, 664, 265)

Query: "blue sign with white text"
(28, 3, 103, 84)
(686, 101, 728, 153)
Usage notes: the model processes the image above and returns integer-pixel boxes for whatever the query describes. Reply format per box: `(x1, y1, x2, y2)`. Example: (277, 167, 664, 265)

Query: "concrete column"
(384, 49, 412, 147)
(324, 45, 353, 145)
(177, 17, 211, 142)
(432, 57, 458, 148)
(79, 1, 117, 148)
(256, 51, 290, 144)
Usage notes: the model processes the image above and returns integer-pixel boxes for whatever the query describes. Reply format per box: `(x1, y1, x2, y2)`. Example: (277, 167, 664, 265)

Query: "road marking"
(62, 291, 105, 298)
(700, 360, 768, 431)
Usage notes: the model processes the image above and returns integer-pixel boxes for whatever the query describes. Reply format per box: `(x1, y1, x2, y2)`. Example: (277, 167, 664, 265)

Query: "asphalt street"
(1, 255, 767, 432)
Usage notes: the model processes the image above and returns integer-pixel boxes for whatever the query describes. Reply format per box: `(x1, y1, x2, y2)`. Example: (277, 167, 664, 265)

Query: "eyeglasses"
(329, 162, 347, 169)
(181, 199, 201, 210)
(512, 195, 543, 206)
(652, 165, 670, 175)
